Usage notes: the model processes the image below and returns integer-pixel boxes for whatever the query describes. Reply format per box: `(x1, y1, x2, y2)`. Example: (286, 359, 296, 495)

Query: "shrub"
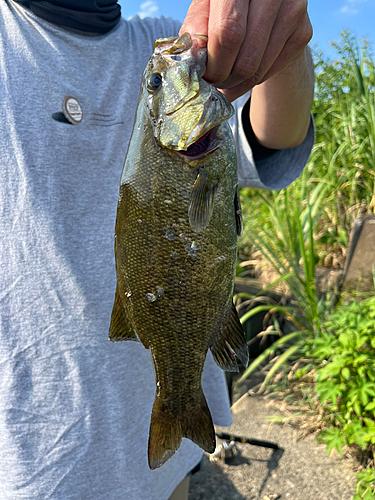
(313, 298, 375, 479)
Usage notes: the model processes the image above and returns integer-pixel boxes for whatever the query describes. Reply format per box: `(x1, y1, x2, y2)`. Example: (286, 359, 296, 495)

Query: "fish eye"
(147, 73, 163, 92)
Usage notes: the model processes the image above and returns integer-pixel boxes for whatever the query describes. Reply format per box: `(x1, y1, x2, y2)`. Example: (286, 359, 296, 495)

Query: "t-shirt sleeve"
(229, 92, 315, 190)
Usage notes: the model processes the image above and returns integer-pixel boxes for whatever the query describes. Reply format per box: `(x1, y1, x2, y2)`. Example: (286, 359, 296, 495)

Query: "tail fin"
(148, 392, 216, 470)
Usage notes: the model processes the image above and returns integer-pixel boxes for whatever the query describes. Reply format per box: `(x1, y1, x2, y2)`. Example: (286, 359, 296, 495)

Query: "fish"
(109, 32, 248, 470)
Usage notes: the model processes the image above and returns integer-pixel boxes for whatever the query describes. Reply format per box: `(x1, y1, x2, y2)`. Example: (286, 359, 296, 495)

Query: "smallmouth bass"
(109, 33, 248, 470)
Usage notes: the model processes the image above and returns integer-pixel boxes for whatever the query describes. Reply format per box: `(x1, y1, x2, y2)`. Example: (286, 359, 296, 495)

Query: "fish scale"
(109, 32, 248, 470)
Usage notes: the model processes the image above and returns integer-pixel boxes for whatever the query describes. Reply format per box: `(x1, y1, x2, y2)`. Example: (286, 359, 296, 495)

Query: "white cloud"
(341, 5, 359, 14)
(340, 0, 368, 15)
(137, 1, 159, 19)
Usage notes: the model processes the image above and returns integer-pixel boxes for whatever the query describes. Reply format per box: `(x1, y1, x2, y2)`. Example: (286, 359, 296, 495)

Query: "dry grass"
(255, 365, 375, 477)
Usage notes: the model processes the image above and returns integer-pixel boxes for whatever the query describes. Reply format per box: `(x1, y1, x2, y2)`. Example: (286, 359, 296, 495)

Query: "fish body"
(109, 33, 248, 470)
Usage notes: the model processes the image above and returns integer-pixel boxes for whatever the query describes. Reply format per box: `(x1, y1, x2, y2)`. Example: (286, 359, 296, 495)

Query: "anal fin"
(210, 302, 249, 372)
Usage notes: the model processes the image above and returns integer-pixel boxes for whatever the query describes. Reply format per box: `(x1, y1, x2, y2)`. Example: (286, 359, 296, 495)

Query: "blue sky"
(118, 0, 375, 59)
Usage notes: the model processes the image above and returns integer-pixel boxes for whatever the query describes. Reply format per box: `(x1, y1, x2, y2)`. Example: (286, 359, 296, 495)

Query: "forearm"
(249, 45, 315, 150)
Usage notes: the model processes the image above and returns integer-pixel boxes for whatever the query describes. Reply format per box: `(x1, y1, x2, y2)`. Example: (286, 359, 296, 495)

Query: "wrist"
(249, 46, 314, 150)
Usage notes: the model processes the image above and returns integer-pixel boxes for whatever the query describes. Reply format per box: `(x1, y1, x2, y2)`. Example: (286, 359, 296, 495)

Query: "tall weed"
(240, 30, 375, 269)
(237, 32, 375, 498)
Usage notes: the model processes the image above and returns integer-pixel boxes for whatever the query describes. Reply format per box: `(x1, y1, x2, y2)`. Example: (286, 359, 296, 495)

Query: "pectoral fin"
(108, 285, 139, 343)
(188, 169, 218, 232)
(210, 302, 248, 372)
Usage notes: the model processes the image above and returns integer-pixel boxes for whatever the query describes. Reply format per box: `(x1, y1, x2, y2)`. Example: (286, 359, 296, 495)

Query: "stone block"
(342, 214, 375, 293)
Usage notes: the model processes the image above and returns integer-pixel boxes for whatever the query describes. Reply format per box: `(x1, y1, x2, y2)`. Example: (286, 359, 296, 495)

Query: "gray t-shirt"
(0, 2, 314, 499)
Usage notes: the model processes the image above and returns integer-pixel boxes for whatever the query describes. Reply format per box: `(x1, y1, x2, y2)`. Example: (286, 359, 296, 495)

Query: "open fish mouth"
(175, 126, 220, 159)
(181, 130, 211, 156)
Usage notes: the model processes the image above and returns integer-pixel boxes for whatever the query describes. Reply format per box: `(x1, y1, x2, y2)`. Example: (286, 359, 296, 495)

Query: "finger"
(260, 13, 313, 83)
(220, 17, 312, 103)
(219, 41, 301, 103)
(217, 0, 311, 90)
(180, 0, 209, 38)
(204, 0, 250, 83)
(247, 2, 312, 86)
(213, 0, 282, 89)
(218, 81, 255, 102)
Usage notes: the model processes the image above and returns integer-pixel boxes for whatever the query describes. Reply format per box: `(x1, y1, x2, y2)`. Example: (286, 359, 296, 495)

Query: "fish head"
(142, 32, 234, 154)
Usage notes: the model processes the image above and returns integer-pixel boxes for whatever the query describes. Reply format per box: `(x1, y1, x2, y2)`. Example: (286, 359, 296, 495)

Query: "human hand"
(180, 0, 313, 101)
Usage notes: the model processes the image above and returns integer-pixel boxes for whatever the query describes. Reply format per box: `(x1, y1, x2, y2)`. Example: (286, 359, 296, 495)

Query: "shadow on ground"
(189, 442, 285, 500)
(189, 454, 248, 500)
(189, 376, 356, 500)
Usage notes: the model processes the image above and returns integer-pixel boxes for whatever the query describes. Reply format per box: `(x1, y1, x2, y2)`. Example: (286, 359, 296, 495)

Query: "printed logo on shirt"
(51, 97, 124, 128)
(62, 97, 83, 125)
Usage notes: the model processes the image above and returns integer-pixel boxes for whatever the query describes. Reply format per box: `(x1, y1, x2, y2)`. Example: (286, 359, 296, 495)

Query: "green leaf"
(357, 366, 366, 380)
(320, 427, 345, 454)
(317, 357, 346, 380)
(364, 400, 375, 411)
(313, 333, 336, 359)
(338, 332, 351, 347)
(354, 401, 362, 417)
(341, 367, 351, 380)
(353, 354, 369, 366)
(359, 382, 375, 407)
(362, 419, 375, 444)
(355, 467, 375, 500)
(317, 380, 342, 405)
(344, 420, 367, 448)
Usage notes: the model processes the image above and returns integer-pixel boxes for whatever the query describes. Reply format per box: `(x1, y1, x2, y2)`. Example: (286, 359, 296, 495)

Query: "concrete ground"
(188, 391, 357, 500)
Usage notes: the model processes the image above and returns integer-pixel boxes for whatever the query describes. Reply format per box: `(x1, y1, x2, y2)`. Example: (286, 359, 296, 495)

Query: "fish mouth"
(174, 126, 220, 159)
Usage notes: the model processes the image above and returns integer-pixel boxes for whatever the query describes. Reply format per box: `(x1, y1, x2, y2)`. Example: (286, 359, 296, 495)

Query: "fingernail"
(194, 33, 208, 42)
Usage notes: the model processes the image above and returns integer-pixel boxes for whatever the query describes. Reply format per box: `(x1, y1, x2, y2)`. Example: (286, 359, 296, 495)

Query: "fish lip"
(168, 126, 220, 160)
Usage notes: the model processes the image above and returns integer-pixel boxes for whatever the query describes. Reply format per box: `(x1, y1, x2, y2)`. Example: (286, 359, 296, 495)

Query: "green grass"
(239, 30, 375, 271)
(236, 31, 375, 499)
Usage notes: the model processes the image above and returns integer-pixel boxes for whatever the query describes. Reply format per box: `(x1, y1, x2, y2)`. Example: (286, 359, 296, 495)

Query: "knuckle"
(288, 0, 309, 27)
(211, 17, 246, 48)
(211, 68, 231, 84)
(233, 59, 259, 82)
(241, 65, 264, 88)
(294, 18, 313, 47)
(293, 0, 309, 16)
(247, 72, 264, 88)
(303, 20, 314, 44)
